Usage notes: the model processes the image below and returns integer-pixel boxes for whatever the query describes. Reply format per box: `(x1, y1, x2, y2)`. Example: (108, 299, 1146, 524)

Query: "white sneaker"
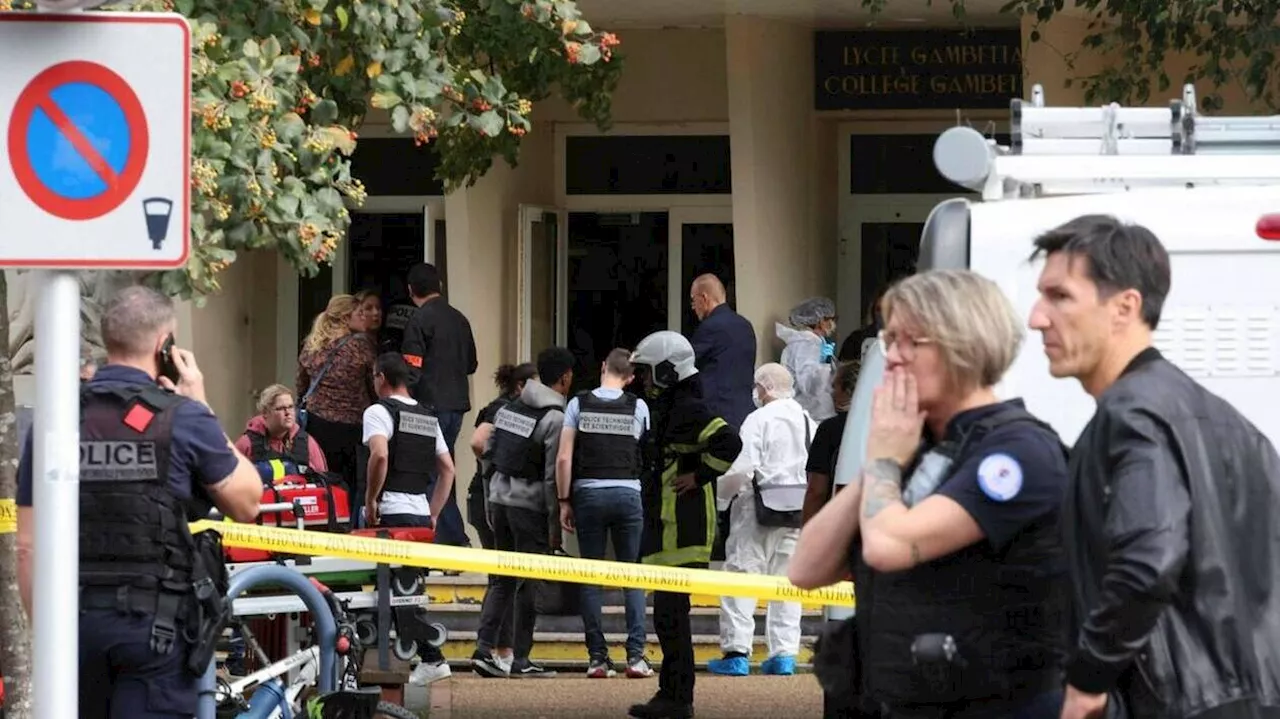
(409, 660, 452, 686)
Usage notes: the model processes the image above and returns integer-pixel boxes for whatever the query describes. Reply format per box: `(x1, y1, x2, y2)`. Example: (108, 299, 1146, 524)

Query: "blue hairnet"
(789, 297, 836, 327)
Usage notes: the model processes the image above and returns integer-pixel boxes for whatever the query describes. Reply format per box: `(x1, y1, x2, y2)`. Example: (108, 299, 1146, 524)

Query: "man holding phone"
(15, 285, 263, 719)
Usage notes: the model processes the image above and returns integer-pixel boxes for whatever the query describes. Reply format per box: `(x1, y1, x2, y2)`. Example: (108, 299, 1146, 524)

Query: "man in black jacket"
(401, 262, 478, 547)
(1029, 215, 1280, 719)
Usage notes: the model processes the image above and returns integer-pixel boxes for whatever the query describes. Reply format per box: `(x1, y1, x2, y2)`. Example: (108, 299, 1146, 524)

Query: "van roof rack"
(933, 83, 1280, 199)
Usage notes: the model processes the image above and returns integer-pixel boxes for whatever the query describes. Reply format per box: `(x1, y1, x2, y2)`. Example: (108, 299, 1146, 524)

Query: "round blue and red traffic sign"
(6, 60, 150, 221)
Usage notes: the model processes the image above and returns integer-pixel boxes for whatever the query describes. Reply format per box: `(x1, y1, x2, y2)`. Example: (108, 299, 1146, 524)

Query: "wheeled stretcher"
(210, 504, 447, 672)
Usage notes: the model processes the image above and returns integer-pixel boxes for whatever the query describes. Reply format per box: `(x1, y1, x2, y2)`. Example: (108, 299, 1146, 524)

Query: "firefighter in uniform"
(627, 331, 743, 719)
(15, 286, 262, 718)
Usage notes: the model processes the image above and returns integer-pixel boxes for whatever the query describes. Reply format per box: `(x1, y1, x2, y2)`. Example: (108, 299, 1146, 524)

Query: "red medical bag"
(223, 473, 351, 564)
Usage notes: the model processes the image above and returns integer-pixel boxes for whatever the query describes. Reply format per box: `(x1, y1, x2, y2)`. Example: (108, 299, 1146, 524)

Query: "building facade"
(46, 1, 1257, 523)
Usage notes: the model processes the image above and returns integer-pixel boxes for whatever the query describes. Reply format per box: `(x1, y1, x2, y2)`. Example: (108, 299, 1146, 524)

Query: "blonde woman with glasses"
(791, 269, 1071, 719)
(297, 294, 377, 507)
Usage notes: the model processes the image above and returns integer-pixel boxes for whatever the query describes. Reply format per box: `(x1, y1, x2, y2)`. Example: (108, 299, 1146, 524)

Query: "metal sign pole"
(2, 4, 190, 711)
(31, 270, 82, 719)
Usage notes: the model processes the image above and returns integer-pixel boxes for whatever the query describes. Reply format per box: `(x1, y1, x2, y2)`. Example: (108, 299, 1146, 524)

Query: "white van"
(835, 83, 1280, 488)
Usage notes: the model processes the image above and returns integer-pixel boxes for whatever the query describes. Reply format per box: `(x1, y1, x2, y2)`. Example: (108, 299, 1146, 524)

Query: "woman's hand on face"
(865, 367, 925, 467)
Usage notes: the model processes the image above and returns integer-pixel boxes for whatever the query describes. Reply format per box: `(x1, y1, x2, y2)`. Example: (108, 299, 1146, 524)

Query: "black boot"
(627, 693, 693, 719)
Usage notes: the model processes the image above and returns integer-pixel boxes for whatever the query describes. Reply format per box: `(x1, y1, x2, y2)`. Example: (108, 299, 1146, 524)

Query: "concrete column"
(440, 127, 555, 544)
(725, 15, 831, 363)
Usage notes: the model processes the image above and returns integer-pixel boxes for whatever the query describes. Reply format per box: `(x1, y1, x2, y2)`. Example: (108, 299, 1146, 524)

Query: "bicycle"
(204, 565, 433, 719)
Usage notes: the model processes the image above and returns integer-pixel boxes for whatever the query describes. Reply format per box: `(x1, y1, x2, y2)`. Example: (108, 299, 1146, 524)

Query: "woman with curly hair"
(296, 294, 377, 504)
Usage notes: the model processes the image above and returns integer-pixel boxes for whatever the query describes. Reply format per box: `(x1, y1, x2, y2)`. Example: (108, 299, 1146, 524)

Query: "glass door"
(283, 197, 441, 381)
(669, 207, 735, 335)
(838, 197, 948, 333)
(518, 205, 568, 362)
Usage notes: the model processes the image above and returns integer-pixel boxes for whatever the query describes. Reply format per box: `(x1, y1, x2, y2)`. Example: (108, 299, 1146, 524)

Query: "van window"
(919, 198, 971, 271)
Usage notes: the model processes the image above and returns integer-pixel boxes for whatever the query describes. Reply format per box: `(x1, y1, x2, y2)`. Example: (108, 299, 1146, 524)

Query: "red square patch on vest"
(123, 403, 156, 433)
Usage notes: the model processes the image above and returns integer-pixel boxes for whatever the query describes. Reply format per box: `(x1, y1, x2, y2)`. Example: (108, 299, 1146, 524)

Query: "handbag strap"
(302, 335, 354, 405)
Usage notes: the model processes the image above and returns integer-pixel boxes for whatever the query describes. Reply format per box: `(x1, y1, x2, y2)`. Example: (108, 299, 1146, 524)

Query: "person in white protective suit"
(706, 363, 813, 678)
(776, 297, 838, 423)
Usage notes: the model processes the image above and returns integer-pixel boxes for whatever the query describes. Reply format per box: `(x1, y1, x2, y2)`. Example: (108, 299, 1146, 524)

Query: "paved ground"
(432, 673, 824, 718)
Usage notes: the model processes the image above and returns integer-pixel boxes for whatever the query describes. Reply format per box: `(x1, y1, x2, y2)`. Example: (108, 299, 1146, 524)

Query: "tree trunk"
(0, 270, 32, 719)
(7, 269, 138, 376)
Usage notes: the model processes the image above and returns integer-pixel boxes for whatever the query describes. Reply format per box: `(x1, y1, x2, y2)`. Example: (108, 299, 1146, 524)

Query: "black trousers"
(475, 503, 548, 660)
(377, 513, 446, 664)
(465, 481, 513, 648)
(305, 413, 361, 510)
(654, 590, 694, 705)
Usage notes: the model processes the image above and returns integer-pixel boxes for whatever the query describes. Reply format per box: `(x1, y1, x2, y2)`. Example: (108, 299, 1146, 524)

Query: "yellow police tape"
(188, 520, 856, 606)
(0, 498, 14, 535)
(0, 502, 854, 605)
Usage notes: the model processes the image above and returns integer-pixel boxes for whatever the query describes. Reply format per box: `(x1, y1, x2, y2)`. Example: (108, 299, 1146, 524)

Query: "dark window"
(850, 133, 1011, 194)
(348, 138, 444, 196)
(680, 223, 736, 337)
(566, 136, 732, 195)
(297, 264, 332, 350)
(861, 222, 924, 315)
(347, 212, 427, 311)
(566, 211, 670, 394)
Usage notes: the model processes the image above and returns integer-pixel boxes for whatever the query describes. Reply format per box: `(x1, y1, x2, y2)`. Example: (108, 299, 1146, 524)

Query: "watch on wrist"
(558, 497, 571, 502)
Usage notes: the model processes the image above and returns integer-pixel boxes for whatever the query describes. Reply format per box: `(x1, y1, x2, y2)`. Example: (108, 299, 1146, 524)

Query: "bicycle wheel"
(373, 701, 420, 719)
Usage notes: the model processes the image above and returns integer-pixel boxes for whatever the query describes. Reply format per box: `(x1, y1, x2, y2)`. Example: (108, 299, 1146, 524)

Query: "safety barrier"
(0, 500, 855, 605)
(189, 521, 856, 605)
(0, 498, 13, 535)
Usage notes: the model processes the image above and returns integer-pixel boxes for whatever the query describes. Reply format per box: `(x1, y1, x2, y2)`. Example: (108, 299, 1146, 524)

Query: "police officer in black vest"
(792, 270, 1070, 719)
(471, 347, 574, 679)
(361, 352, 457, 686)
(15, 286, 264, 719)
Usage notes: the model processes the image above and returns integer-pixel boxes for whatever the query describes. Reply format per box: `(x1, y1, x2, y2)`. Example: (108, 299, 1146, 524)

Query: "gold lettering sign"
(815, 30, 1024, 111)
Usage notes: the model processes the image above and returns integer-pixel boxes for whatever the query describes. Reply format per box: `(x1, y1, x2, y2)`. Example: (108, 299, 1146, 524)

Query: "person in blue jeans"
(555, 348, 656, 680)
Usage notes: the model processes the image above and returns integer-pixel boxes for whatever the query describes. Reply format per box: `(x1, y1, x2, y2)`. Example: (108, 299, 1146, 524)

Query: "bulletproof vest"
(490, 401, 552, 480)
(246, 428, 311, 470)
(381, 399, 438, 495)
(858, 403, 1068, 707)
(79, 382, 197, 598)
(572, 390, 641, 480)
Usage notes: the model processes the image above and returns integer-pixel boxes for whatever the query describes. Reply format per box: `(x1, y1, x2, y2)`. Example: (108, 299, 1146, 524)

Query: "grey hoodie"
(485, 378, 566, 515)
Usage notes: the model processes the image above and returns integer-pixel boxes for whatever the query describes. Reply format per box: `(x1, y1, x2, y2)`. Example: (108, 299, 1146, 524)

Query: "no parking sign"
(0, 11, 190, 268)
(0, 10, 193, 719)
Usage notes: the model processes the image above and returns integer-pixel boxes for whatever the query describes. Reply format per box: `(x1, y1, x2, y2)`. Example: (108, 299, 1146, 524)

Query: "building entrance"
(519, 206, 734, 394)
(286, 199, 444, 379)
(566, 211, 668, 392)
(837, 128, 1010, 330)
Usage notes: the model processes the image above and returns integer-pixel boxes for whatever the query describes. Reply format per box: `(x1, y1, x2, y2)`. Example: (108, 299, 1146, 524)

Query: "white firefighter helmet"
(630, 330, 699, 389)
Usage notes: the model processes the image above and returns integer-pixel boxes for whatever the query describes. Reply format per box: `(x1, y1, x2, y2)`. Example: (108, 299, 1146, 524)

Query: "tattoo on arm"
(862, 458, 904, 520)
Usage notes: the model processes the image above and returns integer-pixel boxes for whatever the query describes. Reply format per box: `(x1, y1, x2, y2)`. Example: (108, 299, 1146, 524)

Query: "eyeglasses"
(877, 329, 934, 358)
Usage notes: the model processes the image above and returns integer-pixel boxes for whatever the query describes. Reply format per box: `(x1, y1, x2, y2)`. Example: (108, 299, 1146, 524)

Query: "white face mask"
(752, 388, 764, 408)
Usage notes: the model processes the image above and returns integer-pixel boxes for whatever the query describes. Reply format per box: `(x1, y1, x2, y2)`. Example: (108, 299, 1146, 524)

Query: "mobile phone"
(158, 333, 180, 385)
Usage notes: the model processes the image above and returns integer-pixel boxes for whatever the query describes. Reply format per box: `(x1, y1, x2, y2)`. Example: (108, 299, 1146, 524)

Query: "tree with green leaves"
(0, 2, 621, 715)
(906, 0, 1277, 112)
(0, 0, 622, 301)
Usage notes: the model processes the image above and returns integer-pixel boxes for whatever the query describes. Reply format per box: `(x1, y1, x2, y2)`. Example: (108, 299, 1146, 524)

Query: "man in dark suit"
(688, 274, 756, 564)
(687, 274, 756, 430)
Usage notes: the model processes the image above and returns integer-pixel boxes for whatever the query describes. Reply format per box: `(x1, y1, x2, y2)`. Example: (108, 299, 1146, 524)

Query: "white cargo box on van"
(834, 84, 1280, 495)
